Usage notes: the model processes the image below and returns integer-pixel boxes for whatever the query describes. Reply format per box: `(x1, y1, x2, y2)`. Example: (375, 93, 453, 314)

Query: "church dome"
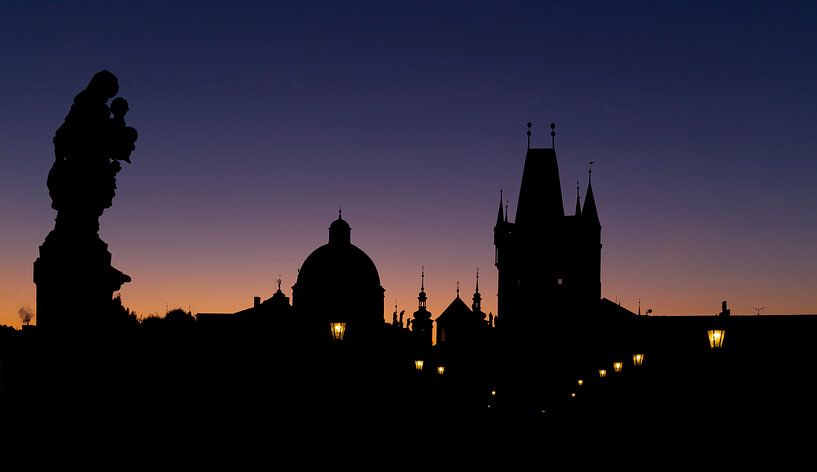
(293, 215, 384, 339)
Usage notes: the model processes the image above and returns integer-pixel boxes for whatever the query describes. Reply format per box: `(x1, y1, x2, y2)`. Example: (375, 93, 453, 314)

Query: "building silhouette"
(292, 212, 385, 344)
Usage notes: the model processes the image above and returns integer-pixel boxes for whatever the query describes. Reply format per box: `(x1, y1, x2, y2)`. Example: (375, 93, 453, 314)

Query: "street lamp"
(707, 329, 725, 349)
(437, 365, 445, 375)
(613, 361, 623, 373)
(577, 379, 584, 386)
(598, 369, 607, 378)
(329, 322, 346, 341)
(414, 360, 424, 372)
(632, 353, 645, 367)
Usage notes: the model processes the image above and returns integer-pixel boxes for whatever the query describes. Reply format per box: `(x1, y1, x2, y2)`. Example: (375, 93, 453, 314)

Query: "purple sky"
(2, 1, 817, 326)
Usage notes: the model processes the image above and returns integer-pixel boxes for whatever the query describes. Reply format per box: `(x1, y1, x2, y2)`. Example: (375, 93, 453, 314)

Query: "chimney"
(254, 296, 261, 308)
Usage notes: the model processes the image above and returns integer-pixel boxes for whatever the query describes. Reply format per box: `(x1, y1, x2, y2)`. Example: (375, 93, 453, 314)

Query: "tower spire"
(475, 268, 479, 293)
(421, 266, 425, 291)
(550, 122, 556, 149)
(418, 266, 427, 309)
(456, 281, 460, 298)
(338, 203, 342, 220)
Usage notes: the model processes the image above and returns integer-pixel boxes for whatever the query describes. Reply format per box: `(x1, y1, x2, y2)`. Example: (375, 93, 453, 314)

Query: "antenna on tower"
(526, 122, 532, 149)
(550, 122, 556, 149)
(589, 161, 595, 183)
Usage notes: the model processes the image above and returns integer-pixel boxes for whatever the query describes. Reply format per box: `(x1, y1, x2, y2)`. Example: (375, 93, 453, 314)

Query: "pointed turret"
(583, 175, 599, 226)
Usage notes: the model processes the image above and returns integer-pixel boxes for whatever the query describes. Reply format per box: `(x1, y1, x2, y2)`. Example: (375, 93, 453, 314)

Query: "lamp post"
(436, 365, 445, 376)
(598, 369, 607, 378)
(613, 361, 623, 373)
(632, 353, 645, 367)
(414, 359, 424, 372)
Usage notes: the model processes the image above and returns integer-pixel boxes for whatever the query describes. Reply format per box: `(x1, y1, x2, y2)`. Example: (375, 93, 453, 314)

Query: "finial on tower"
(589, 161, 595, 183)
(550, 122, 556, 149)
(421, 265, 425, 291)
(526, 122, 532, 149)
(338, 203, 342, 219)
(475, 268, 480, 293)
(456, 281, 460, 298)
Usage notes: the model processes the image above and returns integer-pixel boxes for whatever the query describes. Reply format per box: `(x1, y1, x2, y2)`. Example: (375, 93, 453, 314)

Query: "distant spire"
(638, 298, 641, 316)
(526, 122, 532, 149)
(338, 203, 342, 220)
(456, 281, 460, 298)
(588, 161, 595, 184)
(550, 122, 556, 149)
(475, 268, 480, 293)
(575, 181, 582, 216)
(496, 188, 504, 225)
(504, 201, 509, 223)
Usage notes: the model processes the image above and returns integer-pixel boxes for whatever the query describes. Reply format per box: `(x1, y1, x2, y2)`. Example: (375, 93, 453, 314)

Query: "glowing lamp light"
(613, 361, 623, 373)
(708, 329, 726, 349)
(570, 392, 576, 398)
(329, 322, 346, 341)
(633, 353, 645, 367)
(437, 365, 445, 375)
(491, 390, 496, 396)
(414, 360, 424, 371)
(577, 379, 584, 386)
(598, 369, 607, 378)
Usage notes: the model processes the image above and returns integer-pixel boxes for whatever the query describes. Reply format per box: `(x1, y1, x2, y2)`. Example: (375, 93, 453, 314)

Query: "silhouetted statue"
(399, 309, 405, 327)
(34, 70, 138, 333)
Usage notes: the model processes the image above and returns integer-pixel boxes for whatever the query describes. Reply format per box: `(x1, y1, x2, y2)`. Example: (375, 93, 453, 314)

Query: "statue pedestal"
(34, 229, 130, 333)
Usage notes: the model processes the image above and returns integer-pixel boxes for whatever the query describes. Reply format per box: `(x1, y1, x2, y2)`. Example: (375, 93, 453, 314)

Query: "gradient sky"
(2, 1, 817, 327)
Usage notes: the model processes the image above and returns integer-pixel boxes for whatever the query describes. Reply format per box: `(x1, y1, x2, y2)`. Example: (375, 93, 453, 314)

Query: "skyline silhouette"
(2, 2, 817, 327)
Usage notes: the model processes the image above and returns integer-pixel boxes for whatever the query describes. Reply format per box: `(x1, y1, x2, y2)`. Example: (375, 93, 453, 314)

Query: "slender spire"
(496, 188, 504, 225)
(526, 122, 532, 149)
(575, 181, 582, 216)
(421, 266, 425, 291)
(418, 266, 427, 309)
(338, 203, 342, 220)
(456, 281, 460, 298)
(550, 122, 556, 149)
(472, 268, 482, 313)
(504, 200, 509, 223)
(638, 298, 641, 316)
